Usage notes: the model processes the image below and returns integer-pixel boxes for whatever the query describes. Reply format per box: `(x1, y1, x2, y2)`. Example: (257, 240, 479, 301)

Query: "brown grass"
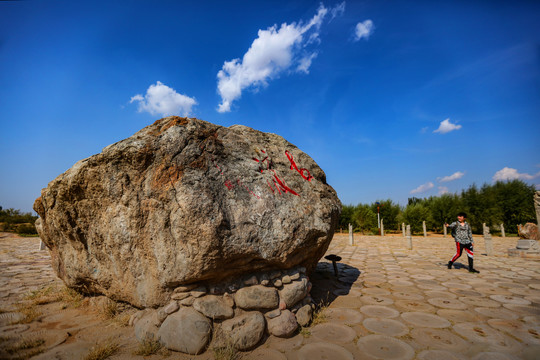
(299, 326, 311, 338)
(14, 302, 41, 324)
(212, 343, 241, 360)
(211, 330, 241, 360)
(101, 300, 119, 319)
(310, 301, 328, 326)
(3, 338, 45, 359)
(25, 284, 84, 308)
(83, 340, 120, 360)
(133, 338, 162, 356)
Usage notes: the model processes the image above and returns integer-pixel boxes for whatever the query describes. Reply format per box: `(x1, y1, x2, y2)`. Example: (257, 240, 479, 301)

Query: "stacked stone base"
(130, 265, 315, 354)
(508, 239, 540, 259)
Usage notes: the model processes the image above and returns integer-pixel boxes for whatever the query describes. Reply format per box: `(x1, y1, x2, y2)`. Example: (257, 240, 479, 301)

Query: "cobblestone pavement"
(1, 232, 539, 359)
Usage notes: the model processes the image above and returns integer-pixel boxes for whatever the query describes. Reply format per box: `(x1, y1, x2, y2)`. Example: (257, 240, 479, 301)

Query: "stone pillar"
(406, 225, 412, 250)
(484, 225, 493, 256)
(482, 223, 487, 236)
(443, 224, 447, 238)
(402, 223, 406, 237)
(39, 240, 46, 251)
(535, 191, 540, 226)
(348, 223, 354, 245)
(423, 221, 427, 237)
(500, 223, 505, 238)
(380, 219, 384, 237)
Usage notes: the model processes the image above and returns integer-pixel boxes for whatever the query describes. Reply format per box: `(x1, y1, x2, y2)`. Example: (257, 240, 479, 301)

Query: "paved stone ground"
(1, 232, 539, 359)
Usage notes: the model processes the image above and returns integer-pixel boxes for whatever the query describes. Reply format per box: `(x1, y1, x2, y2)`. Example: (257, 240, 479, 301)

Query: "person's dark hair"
(457, 212, 467, 218)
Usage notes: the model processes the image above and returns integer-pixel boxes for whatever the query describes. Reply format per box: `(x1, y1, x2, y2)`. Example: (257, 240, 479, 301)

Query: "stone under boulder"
(219, 311, 266, 350)
(157, 307, 212, 355)
(34, 116, 341, 308)
(130, 266, 317, 354)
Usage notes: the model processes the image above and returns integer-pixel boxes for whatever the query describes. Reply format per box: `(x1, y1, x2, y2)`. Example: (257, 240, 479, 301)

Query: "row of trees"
(340, 180, 537, 235)
(0, 206, 38, 235)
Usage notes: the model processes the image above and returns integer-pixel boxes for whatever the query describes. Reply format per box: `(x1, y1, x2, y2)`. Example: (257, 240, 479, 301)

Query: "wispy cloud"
(438, 171, 465, 183)
(296, 52, 318, 74)
(330, 2, 346, 21)
(410, 182, 434, 194)
(433, 118, 462, 134)
(492, 167, 540, 182)
(438, 186, 449, 195)
(130, 81, 197, 117)
(216, 3, 344, 113)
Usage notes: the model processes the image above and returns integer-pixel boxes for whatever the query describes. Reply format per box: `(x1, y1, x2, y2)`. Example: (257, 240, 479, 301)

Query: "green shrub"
(17, 223, 38, 235)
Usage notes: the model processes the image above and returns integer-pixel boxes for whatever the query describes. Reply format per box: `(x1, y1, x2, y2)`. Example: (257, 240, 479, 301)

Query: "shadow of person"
(309, 261, 361, 307)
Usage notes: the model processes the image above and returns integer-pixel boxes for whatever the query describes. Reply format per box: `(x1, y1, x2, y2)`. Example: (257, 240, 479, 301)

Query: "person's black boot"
(468, 257, 479, 273)
(447, 261, 453, 269)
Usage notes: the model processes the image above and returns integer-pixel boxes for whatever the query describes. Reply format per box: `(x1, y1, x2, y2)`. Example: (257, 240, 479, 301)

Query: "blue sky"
(1, 0, 539, 213)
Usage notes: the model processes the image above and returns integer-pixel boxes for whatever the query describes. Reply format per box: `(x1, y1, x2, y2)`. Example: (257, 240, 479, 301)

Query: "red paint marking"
(212, 157, 259, 199)
(224, 180, 234, 190)
(285, 150, 313, 181)
(267, 180, 275, 193)
(253, 152, 272, 173)
(269, 170, 299, 196)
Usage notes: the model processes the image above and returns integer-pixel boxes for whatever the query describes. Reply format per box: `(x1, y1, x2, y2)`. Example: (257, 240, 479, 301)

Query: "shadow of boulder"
(309, 261, 361, 307)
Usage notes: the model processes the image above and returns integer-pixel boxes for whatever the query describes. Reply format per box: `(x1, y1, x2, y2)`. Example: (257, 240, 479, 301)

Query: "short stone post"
(348, 223, 354, 245)
(500, 223, 505, 238)
(39, 240, 46, 251)
(380, 219, 385, 237)
(422, 221, 427, 237)
(443, 223, 447, 238)
(482, 223, 487, 236)
(484, 225, 493, 256)
(406, 225, 412, 250)
(402, 223, 406, 237)
(535, 191, 540, 227)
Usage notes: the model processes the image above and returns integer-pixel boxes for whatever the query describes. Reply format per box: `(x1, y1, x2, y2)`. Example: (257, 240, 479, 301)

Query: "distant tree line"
(340, 180, 537, 235)
(0, 206, 38, 235)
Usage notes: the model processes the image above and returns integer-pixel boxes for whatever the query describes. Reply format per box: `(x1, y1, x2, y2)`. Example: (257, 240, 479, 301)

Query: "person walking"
(445, 212, 480, 273)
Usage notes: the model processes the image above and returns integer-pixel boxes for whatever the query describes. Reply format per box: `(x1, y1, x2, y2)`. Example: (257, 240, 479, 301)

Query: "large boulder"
(34, 116, 341, 307)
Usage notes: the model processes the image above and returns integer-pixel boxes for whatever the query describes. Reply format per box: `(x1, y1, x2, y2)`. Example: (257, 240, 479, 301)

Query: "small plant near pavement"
(133, 338, 162, 356)
(83, 340, 119, 360)
(311, 301, 328, 326)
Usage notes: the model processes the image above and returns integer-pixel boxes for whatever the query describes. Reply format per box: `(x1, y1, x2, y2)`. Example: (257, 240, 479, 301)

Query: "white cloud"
(433, 118, 462, 134)
(410, 182, 434, 194)
(330, 2, 346, 20)
(438, 186, 449, 195)
(354, 20, 374, 41)
(217, 4, 338, 113)
(130, 81, 197, 117)
(438, 171, 465, 183)
(296, 53, 318, 74)
(492, 167, 540, 182)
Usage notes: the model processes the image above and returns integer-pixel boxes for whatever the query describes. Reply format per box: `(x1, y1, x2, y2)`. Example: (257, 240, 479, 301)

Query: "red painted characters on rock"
(253, 149, 299, 197)
(285, 150, 313, 182)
